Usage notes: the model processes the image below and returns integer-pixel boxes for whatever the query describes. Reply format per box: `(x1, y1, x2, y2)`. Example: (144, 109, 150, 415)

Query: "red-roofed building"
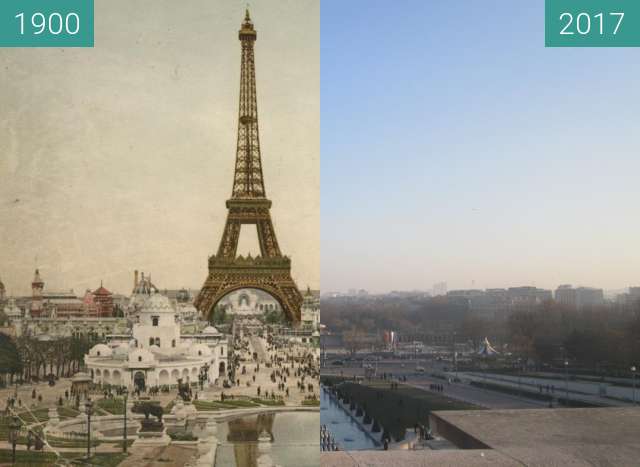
(92, 283, 114, 317)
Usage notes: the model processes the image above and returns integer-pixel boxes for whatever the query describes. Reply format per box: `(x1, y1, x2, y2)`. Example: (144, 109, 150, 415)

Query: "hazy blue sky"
(321, 0, 640, 293)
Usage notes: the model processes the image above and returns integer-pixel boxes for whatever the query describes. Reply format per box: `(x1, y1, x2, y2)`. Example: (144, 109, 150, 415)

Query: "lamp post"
(564, 360, 569, 404)
(517, 359, 522, 397)
(199, 363, 210, 390)
(122, 388, 129, 453)
(631, 366, 637, 405)
(85, 398, 94, 460)
(8, 416, 21, 465)
(452, 332, 457, 381)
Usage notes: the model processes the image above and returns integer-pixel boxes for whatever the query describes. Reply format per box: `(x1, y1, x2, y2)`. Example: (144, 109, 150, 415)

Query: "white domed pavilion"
(84, 293, 228, 391)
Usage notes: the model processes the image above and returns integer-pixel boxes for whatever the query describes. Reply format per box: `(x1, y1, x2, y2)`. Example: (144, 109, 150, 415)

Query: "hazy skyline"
(0, 0, 320, 296)
(321, 0, 640, 294)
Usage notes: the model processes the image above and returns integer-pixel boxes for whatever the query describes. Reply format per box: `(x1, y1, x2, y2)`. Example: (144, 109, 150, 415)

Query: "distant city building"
(555, 284, 577, 308)
(616, 287, 640, 307)
(447, 289, 484, 299)
(448, 286, 552, 319)
(555, 285, 603, 309)
(507, 286, 552, 303)
(576, 287, 604, 308)
(432, 281, 447, 297)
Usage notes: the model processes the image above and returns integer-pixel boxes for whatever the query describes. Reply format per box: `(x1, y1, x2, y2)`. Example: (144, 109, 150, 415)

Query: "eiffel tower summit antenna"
(195, 10, 303, 323)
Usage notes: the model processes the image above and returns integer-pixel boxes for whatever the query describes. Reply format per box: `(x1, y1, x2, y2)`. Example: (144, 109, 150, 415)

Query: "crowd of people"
(221, 327, 320, 404)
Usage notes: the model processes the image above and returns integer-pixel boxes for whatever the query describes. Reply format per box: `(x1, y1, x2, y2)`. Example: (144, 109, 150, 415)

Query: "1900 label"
(0, 0, 93, 47)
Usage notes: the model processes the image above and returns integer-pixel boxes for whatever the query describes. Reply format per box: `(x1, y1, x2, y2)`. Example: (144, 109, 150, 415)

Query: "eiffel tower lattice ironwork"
(195, 10, 303, 322)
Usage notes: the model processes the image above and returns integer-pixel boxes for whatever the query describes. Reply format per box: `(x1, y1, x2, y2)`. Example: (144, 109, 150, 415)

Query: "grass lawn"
(0, 449, 57, 466)
(46, 436, 100, 448)
(329, 380, 480, 441)
(0, 443, 127, 465)
(95, 398, 125, 415)
(250, 398, 285, 406)
(57, 406, 81, 419)
(169, 431, 198, 441)
(61, 452, 128, 466)
(301, 399, 320, 406)
(0, 409, 49, 441)
(84, 452, 128, 466)
(193, 400, 259, 411)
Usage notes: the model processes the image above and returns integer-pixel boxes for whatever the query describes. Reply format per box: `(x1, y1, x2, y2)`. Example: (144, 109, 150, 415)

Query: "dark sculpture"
(133, 401, 164, 432)
(177, 378, 192, 402)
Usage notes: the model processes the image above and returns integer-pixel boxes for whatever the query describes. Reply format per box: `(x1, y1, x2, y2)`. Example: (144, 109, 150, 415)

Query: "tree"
(0, 333, 23, 386)
(343, 328, 368, 356)
(458, 315, 489, 352)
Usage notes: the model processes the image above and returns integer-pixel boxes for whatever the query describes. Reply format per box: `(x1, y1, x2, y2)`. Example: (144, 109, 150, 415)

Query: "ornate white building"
(218, 289, 281, 315)
(301, 288, 320, 331)
(85, 293, 227, 391)
(0, 276, 5, 304)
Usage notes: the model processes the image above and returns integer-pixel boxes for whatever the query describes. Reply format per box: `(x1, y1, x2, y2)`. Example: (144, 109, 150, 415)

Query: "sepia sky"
(0, 0, 319, 296)
(322, 0, 640, 294)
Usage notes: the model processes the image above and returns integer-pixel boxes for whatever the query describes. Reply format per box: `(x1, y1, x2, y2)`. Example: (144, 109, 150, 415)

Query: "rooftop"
(323, 407, 640, 466)
(322, 450, 517, 467)
(431, 407, 640, 465)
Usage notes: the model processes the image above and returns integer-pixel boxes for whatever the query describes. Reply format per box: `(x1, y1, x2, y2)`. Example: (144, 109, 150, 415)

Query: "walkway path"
(0, 440, 123, 453)
(460, 372, 637, 407)
(406, 378, 545, 410)
(118, 444, 197, 467)
(249, 335, 267, 362)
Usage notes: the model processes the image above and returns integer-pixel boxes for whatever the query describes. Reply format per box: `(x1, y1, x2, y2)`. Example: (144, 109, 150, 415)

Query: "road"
(324, 359, 638, 409)
(460, 371, 637, 407)
(323, 365, 545, 410)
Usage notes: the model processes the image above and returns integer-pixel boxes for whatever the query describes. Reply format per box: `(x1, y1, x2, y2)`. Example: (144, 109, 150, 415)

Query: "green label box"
(0, 0, 94, 47)
(546, 0, 640, 47)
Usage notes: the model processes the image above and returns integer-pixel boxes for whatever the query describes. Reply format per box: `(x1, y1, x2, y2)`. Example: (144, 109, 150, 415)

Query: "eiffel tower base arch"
(194, 256, 303, 323)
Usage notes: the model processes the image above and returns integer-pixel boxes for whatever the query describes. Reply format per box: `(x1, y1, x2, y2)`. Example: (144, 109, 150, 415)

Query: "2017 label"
(546, 0, 640, 47)
(559, 12, 624, 36)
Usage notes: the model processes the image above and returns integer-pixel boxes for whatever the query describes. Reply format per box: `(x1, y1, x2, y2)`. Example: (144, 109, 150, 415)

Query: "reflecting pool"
(214, 411, 319, 467)
(320, 387, 378, 451)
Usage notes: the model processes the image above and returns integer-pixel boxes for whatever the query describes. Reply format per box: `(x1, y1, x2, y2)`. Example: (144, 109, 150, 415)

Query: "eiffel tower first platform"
(195, 10, 303, 323)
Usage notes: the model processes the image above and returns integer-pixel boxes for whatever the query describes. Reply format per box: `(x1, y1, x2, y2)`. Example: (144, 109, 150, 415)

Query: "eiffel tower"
(195, 10, 303, 322)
